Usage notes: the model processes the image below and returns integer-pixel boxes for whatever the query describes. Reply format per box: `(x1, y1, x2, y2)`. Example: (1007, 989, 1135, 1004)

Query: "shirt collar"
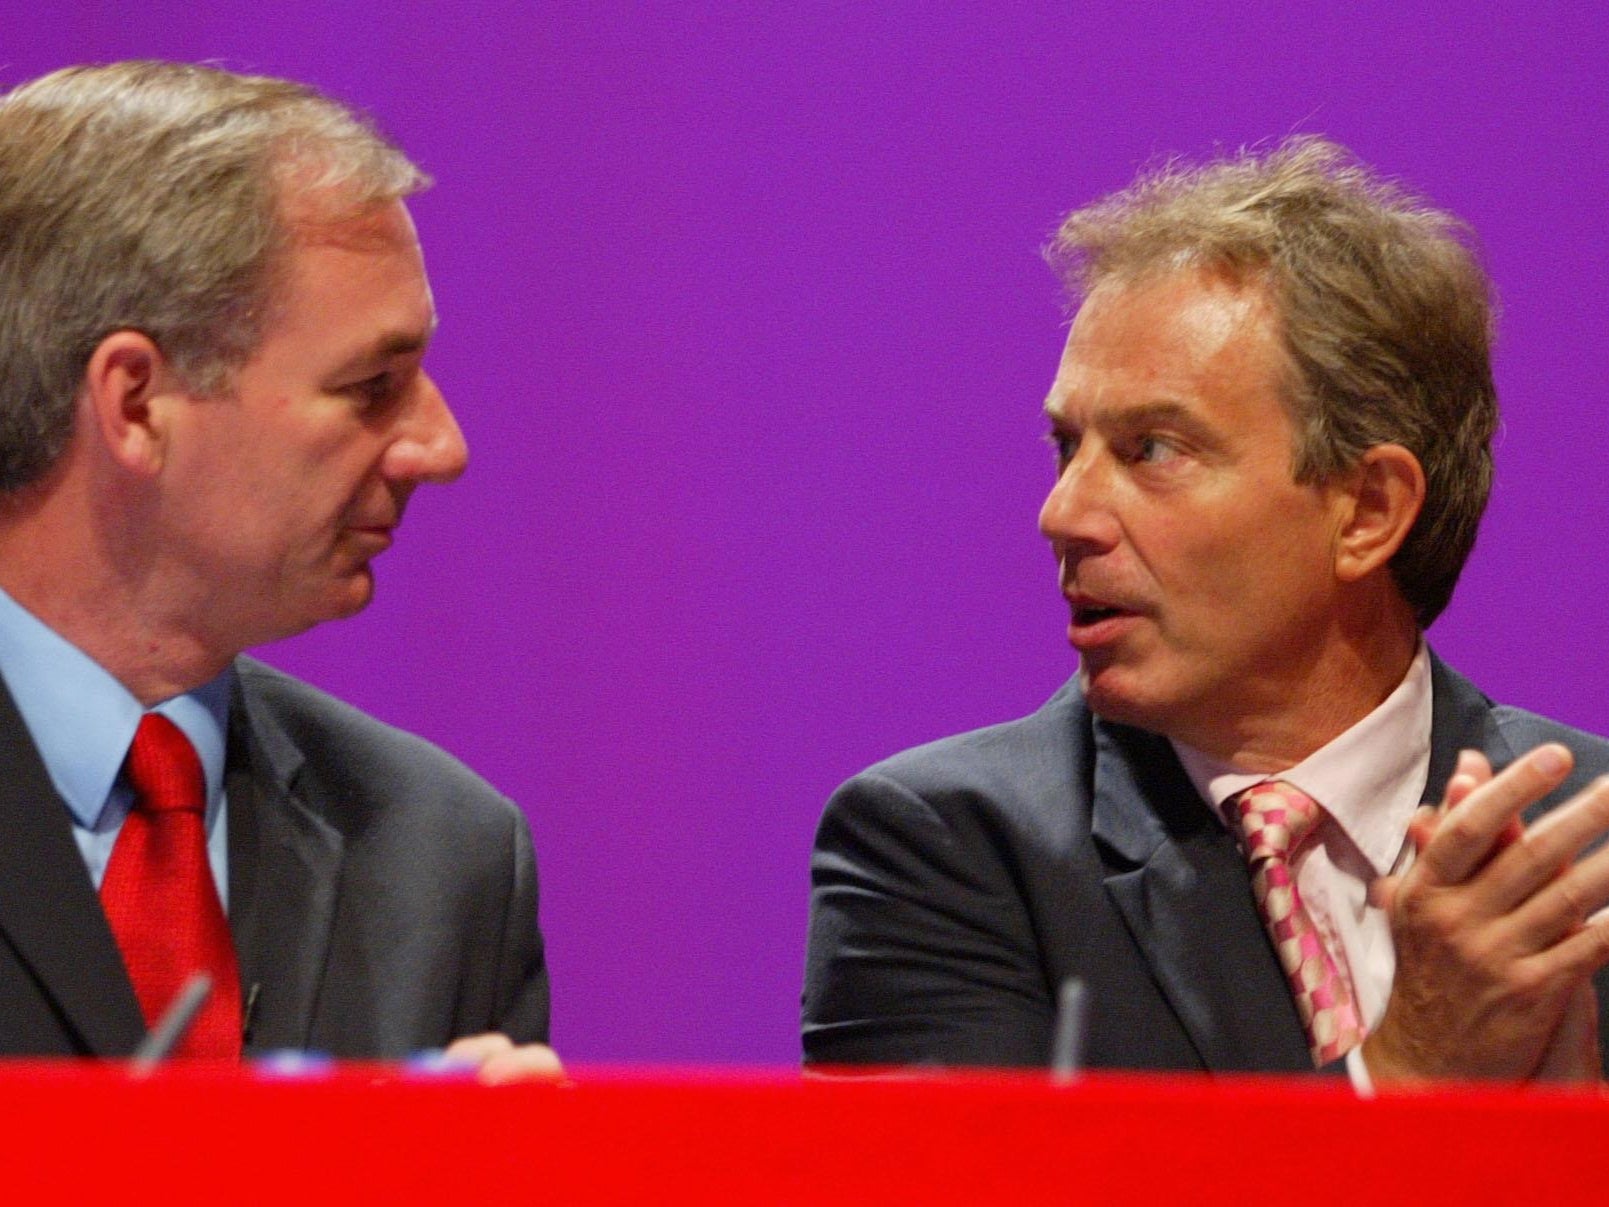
(0, 585, 232, 827)
(1170, 643, 1433, 877)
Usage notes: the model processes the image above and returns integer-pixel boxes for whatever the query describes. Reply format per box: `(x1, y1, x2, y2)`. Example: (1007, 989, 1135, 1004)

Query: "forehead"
(260, 199, 435, 351)
(1045, 270, 1289, 421)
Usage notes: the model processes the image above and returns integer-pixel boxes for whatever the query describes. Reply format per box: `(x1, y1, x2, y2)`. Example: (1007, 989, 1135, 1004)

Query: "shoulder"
(822, 680, 1095, 839)
(232, 656, 524, 837)
(1490, 704, 1609, 789)
(1431, 652, 1609, 799)
(1490, 704, 1609, 757)
(863, 679, 1086, 782)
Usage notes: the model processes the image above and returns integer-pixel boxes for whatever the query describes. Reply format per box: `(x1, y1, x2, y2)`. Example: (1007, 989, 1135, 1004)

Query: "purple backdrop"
(5, 4, 1606, 1064)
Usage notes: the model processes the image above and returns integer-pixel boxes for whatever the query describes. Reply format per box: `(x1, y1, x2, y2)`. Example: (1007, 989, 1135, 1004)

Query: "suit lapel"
(1425, 653, 1510, 803)
(1090, 719, 1312, 1073)
(0, 679, 146, 1055)
(227, 671, 343, 1052)
(1085, 655, 1510, 1073)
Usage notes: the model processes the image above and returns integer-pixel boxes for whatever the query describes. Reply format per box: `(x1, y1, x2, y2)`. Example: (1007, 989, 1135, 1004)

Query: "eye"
(348, 372, 401, 408)
(1129, 434, 1179, 465)
(1043, 428, 1078, 467)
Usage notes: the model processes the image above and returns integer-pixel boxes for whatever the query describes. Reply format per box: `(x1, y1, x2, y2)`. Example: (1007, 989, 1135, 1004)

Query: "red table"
(0, 1063, 1600, 1203)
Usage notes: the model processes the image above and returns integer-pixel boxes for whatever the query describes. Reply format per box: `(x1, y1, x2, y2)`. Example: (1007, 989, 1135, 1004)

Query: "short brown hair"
(0, 60, 429, 491)
(1047, 136, 1496, 627)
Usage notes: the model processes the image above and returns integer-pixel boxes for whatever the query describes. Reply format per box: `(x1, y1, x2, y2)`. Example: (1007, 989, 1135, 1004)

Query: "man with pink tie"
(805, 138, 1609, 1084)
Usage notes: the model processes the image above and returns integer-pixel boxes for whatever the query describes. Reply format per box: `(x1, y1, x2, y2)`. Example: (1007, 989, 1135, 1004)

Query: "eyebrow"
(1043, 399, 1196, 427)
(332, 321, 439, 377)
(1043, 398, 1227, 452)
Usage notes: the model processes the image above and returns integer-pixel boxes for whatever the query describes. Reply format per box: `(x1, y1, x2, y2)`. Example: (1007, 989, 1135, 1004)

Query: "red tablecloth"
(1, 1063, 1600, 1203)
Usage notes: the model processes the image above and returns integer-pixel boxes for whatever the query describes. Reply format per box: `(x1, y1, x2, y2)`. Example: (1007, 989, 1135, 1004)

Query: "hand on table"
(1363, 744, 1609, 1084)
(443, 1033, 565, 1085)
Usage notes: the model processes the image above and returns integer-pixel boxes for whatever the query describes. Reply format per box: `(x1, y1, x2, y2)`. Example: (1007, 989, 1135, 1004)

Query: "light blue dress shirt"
(0, 586, 231, 907)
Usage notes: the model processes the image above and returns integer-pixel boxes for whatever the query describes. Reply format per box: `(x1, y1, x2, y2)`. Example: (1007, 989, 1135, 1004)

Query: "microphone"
(130, 973, 212, 1075)
(1050, 978, 1088, 1083)
(242, 982, 262, 1047)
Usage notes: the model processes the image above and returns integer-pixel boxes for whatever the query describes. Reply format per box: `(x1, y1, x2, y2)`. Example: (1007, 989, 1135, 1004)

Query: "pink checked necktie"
(1231, 780, 1364, 1065)
(99, 714, 242, 1059)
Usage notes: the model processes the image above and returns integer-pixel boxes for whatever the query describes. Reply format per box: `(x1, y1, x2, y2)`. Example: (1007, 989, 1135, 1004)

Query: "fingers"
(1549, 914, 1609, 995)
(476, 1043, 566, 1085)
(1533, 981, 1602, 1083)
(1418, 744, 1574, 884)
(1367, 750, 1497, 913)
(1443, 749, 1522, 847)
(1374, 743, 1609, 1084)
(443, 1032, 516, 1063)
(1371, 805, 1440, 912)
(1488, 776, 1609, 926)
(1405, 803, 1440, 854)
(1503, 803, 1609, 955)
(1376, 747, 1588, 925)
(442, 1032, 566, 1085)
(1442, 749, 1493, 811)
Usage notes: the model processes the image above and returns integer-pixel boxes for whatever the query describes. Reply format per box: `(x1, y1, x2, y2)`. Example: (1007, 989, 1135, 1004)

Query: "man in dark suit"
(0, 61, 555, 1077)
(803, 138, 1609, 1084)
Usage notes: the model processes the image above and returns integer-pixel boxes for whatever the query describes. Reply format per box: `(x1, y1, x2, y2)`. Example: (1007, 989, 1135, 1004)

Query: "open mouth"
(1074, 604, 1124, 625)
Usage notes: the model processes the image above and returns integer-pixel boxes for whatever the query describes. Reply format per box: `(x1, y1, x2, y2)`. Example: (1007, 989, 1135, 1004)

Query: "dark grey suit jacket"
(0, 656, 549, 1058)
(803, 655, 1609, 1072)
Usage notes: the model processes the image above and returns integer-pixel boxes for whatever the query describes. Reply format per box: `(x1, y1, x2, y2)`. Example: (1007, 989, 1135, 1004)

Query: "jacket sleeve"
(488, 806, 551, 1044)
(802, 769, 1056, 1069)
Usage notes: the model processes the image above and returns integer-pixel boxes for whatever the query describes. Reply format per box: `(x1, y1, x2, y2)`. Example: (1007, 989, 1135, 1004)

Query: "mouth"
(1066, 589, 1136, 620)
(1064, 592, 1143, 646)
(346, 524, 396, 551)
(1071, 602, 1127, 626)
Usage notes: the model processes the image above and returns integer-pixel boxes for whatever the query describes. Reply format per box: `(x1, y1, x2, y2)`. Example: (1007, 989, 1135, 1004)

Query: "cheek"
(1223, 508, 1339, 615)
(1141, 500, 1326, 615)
(1133, 509, 1252, 597)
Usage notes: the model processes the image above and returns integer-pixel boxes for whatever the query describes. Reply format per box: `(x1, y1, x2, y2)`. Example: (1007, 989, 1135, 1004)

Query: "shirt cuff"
(1346, 1044, 1376, 1096)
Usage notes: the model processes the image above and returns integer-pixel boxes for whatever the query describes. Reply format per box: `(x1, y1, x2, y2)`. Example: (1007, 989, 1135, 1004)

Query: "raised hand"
(1364, 745, 1609, 1083)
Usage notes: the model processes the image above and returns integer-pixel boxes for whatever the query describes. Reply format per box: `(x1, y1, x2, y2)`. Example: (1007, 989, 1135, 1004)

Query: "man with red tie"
(0, 61, 555, 1078)
(804, 138, 1609, 1084)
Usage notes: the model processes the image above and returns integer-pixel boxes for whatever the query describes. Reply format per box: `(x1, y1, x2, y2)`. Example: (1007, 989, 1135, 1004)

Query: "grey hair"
(0, 60, 429, 490)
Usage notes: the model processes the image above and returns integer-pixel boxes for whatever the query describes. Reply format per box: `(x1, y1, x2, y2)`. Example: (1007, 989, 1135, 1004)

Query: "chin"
(252, 582, 374, 646)
(332, 588, 375, 620)
(1078, 662, 1174, 735)
(325, 570, 377, 620)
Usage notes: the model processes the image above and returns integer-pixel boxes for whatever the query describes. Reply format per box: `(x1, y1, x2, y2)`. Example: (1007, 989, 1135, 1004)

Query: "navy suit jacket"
(0, 657, 549, 1058)
(803, 655, 1609, 1072)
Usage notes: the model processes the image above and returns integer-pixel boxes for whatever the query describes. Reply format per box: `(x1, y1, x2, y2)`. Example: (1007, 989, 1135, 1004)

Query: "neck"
(1173, 588, 1422, 773)
(0, 467, 232, 708)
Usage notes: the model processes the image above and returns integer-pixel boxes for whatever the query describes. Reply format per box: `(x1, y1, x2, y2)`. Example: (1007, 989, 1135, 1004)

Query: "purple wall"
(6, 4, 1606, 1063)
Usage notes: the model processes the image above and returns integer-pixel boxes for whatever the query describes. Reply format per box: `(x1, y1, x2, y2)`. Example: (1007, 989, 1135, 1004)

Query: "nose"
(383, 372, 469, 486)
(1037, 450, 1120, 554)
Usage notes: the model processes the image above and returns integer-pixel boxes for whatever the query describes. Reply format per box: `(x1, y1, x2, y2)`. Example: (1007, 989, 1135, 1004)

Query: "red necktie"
(1230, 780, 1364, 1066)
(100, 713, 242, 1059)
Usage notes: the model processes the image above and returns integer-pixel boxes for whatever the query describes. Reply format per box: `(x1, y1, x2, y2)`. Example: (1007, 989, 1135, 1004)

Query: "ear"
(1333, 443, 1427, 583)
(81, 330, 191, 477)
